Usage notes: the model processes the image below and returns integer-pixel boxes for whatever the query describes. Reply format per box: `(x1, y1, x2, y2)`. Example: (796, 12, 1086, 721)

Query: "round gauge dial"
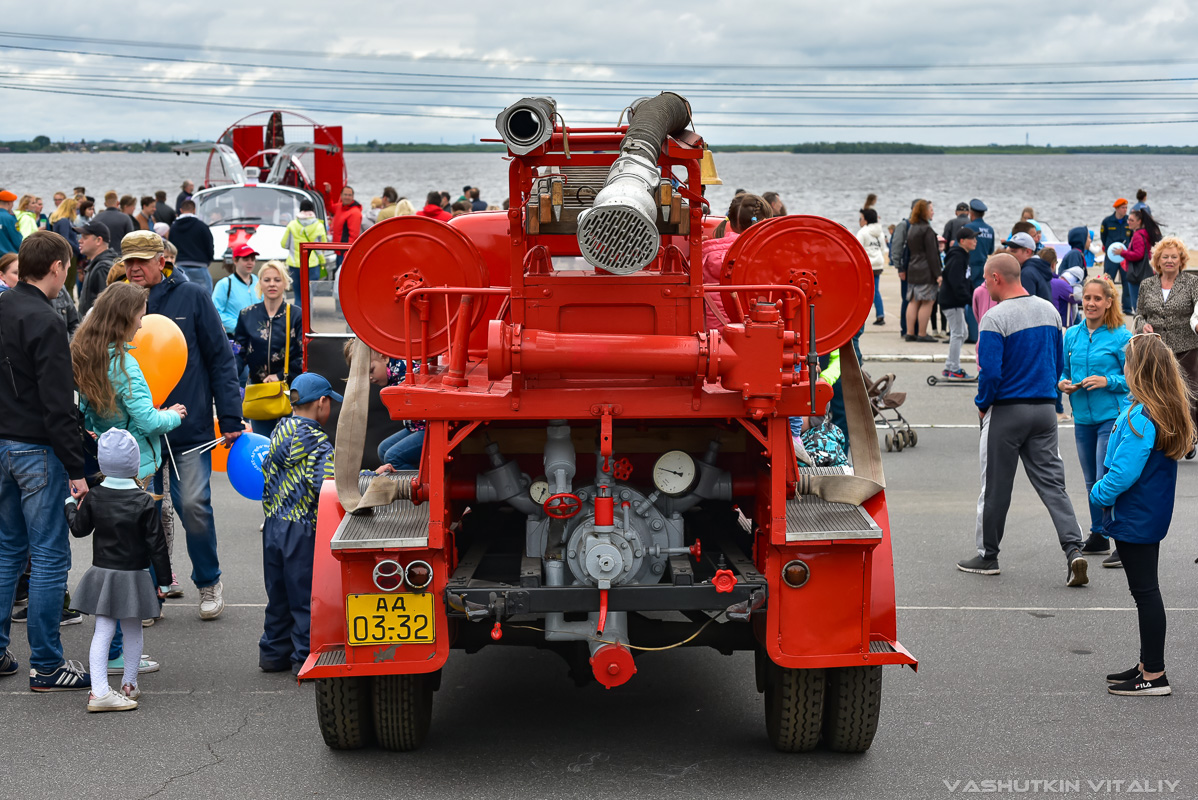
(652, 451, 698, 497)
(529, 480, 551, 505)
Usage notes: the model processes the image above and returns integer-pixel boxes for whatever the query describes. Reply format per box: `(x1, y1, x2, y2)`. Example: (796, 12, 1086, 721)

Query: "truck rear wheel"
(822, 666, 883, 752)
(764, 665, 825, 752)
(315, 677, 374, 750)
(373, 674, 434, 752)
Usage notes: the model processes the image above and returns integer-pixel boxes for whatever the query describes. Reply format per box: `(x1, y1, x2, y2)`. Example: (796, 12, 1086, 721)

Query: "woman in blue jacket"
(1058, 276, 1131, 564)
(1090, 333, 1193, 696)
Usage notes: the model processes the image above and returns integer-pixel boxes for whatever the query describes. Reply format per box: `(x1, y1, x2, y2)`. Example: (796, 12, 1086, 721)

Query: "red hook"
(490, 621, 503, 641)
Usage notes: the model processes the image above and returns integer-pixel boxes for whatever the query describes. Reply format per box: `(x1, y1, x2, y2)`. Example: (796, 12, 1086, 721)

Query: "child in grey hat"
(68, 429, 171, 712)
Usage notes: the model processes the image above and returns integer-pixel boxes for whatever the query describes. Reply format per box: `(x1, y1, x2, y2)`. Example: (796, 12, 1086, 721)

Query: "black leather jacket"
(68, 482, 171, 581)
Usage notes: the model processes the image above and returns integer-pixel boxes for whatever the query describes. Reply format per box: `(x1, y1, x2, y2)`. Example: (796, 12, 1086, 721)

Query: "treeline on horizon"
(3, 137, 1198, 156)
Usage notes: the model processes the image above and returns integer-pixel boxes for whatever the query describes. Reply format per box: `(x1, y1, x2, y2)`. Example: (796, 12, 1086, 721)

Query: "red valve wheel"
(612, 458, 633, 481)
(543, 492, 583, 520)
(712, 568, 737, 593)
(689, 539, 702, 560)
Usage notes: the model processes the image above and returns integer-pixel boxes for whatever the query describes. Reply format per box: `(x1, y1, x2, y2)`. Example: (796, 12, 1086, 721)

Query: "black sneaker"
(1103, 551, 1122, 569)
(1108, 673, 1171, 696)
(1106, 666, 1141, 684)
(957, 555, 1000, 575)
(872, 317, 886, 326)
(60, 608, 82, 626)
(1080, 533, 1111, 555)
(0, 649, 18, 677)
(11, 605, 26, 623)
(29, 659, 91, 692)
(1067, 553, 1089, 587)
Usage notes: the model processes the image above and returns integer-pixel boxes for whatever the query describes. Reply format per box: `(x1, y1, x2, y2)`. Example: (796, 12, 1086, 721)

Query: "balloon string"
(180, 437, 223, 457)
(163, 436, 179, 479)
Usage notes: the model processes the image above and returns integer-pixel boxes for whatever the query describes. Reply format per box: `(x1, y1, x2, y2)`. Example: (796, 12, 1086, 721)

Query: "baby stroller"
(862, 370, 916, 452)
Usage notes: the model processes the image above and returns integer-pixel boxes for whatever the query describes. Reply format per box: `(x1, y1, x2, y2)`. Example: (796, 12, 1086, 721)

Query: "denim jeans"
(378, 428, 425, 470)
(1074, 421, 1114, 535)
(180, 265, 213, 292)
(899, 277, 909, 337)
(1126, 281, 1140, 314)
(872, 271, 884, 319)
(288, 266, 318, 313)
(159, 447, 221, 588)
(0, 441, 72, 672)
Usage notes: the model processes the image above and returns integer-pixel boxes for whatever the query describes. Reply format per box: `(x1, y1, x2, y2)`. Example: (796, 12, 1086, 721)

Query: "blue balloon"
(1106, 242, 1125, 265)
(227, 432, 272, 501)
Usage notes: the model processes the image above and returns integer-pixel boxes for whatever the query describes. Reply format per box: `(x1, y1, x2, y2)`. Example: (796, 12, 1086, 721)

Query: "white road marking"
(865, 354, 977, 363)
(161, 602, 267, 607)
(899, 606, 1198, 612)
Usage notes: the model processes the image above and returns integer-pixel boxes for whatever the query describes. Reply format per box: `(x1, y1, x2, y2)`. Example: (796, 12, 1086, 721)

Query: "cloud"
(1, 0, 1196, 145)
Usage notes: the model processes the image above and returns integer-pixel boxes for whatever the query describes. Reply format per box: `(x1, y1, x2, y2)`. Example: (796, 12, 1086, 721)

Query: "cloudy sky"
(2, 0, 1196, 146)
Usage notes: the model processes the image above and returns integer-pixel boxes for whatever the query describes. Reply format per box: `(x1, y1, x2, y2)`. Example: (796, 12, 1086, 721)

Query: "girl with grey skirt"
(67, 429, 172, 712)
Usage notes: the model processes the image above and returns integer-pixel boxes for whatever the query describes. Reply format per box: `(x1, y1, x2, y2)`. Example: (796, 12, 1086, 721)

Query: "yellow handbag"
(242, 305, 293, 421)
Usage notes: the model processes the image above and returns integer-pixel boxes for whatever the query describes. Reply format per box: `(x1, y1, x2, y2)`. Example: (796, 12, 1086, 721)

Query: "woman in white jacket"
(857, 207, 887, 325)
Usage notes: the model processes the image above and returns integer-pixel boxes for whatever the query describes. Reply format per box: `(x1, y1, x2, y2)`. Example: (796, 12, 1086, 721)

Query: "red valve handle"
(713, 569, 737, 594)
(612, 457, 633, 481)
(543, 492, 583, 520)
(689, 539, 702, 560)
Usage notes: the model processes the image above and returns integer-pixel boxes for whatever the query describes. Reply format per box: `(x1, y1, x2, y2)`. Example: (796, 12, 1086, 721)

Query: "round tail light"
(405, 560, 433, 591)
(373, 560, 404, 592)
(782, 559, 810, 589)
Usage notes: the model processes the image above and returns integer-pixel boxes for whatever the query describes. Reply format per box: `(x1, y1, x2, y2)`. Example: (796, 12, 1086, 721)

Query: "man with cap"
(121, 231, 242, 621)
(258, 372, 339, 674)
(958, 252, 1087, 587)
(963, 199, 995, 344)
(0, 190, 21, 254)
(78, 220, 116, 316)
(1002, 231, 1053, 303)
(1100, 198, 1132, 311)
(0, 230, 92, 691)
(170, 199, 215, 290)
(942, 202, 971, 247)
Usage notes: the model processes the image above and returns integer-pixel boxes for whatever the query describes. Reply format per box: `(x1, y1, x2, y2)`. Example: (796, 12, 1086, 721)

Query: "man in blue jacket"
(1059, 226, 1089, 275)
(962, 199, 994, 343)
(121, 231, 242, 620)
(957, 253, 1087, 586)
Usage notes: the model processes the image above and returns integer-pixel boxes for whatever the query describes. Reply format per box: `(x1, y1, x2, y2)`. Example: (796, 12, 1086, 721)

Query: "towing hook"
(447, 592, 491, 622)
(726, 588, 767, 622)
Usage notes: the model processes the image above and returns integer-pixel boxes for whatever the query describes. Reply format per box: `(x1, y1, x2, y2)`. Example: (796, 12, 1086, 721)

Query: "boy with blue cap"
(258, 373, 340, 674)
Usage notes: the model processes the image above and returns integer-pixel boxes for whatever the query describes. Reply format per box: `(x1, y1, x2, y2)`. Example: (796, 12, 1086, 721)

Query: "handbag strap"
(283, 303, 290, 381)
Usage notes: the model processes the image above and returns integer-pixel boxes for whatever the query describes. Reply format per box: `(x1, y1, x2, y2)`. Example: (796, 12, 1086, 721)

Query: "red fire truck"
(297, 93, 916, 753)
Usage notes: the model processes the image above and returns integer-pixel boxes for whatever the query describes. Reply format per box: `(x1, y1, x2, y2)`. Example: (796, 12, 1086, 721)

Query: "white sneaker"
(107, 655, 159, 675)
(198, 581, 224, 620)
(121, 682, 141, 700)
(88, 689, 138, 712)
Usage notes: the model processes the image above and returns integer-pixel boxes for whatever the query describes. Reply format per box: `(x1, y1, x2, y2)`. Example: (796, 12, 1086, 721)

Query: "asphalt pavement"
(5, 280, 1198, 799)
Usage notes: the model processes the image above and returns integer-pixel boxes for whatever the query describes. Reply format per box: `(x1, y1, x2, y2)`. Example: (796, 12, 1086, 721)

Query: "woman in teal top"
(1057, 276, 1131, 564)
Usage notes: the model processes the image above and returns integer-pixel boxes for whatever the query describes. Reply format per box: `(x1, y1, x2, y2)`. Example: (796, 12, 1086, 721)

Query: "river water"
(3, 151, 1197, 243)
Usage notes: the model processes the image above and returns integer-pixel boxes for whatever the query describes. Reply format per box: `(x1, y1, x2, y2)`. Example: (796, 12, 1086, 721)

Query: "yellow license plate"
(346, 593, 435, 646)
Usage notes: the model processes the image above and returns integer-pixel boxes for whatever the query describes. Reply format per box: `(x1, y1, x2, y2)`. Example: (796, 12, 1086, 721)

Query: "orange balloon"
(129, 314, 187, 406)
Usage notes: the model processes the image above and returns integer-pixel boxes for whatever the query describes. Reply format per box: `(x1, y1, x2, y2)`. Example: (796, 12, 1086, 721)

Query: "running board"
(330, 472, 428, 550)
(785, 467, 882, 543)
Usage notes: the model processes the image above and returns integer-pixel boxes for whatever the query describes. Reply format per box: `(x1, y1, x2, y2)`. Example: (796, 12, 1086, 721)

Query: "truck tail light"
(782, 560, 810, 589)
(405, 560, 433, 591)
(373, 560, 404, 592)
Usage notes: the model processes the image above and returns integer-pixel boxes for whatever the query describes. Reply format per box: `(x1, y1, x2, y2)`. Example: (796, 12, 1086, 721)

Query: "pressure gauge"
(529, 479, 551, 505)
(652, 451, 698, 497)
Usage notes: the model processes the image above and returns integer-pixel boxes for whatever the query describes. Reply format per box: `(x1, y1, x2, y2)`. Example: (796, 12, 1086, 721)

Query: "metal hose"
(577, 93, 692, 275)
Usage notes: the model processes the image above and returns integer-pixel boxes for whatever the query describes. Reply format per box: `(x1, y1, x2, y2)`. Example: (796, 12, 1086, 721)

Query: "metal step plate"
(784, 494, 882, 542)
(330, 471, 429, 550)
(797, 465, 854, 476)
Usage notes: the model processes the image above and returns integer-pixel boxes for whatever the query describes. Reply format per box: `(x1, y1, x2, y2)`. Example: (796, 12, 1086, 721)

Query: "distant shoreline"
(3, 141, 1197, 156)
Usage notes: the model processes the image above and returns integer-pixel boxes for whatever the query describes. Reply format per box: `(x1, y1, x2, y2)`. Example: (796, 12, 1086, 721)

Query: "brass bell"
(699, 148, 722, 185)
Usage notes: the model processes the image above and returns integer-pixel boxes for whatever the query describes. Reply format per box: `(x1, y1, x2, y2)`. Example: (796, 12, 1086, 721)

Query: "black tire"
(926, 375, 937, 386)
(373, 674, 434, 752)
(315, 677, 374, 750)
(885, 434, 893, 452)
(908, 430, 918, 447)
(822, 666, 883, 753)
(764, 665, 825, 752)
(894, 433, 904, 452)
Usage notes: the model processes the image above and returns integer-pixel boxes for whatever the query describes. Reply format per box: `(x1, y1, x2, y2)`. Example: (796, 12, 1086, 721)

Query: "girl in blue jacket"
(1058, 276, 1131, 564)
(1090, 333, 1194, 696)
